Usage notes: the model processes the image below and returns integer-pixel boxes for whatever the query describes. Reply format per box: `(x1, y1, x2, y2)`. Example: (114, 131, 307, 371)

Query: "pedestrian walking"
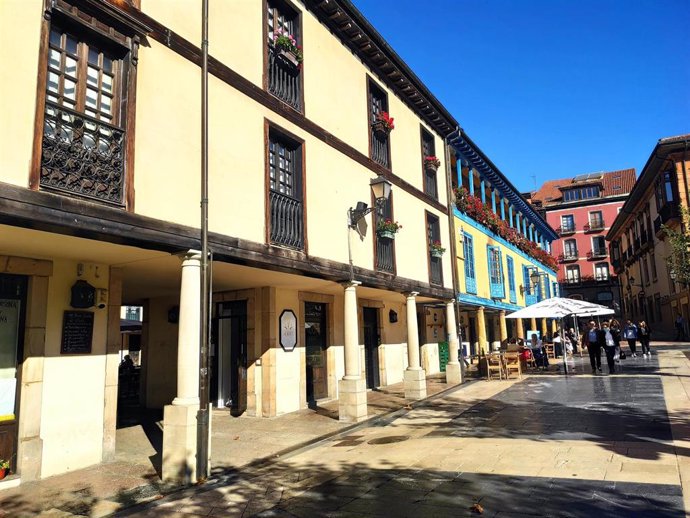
(581, 320, 603, 374)
(675, 314, 686, 341)
(623, 319, 638, 357)
(602, 320, 621, 374)
(638, 320, 652, 357)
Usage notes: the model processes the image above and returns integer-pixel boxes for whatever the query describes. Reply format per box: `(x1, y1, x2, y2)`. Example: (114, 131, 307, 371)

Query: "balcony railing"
(429, 255, 442, 285)
(558, 251, 579, 262)
(564, 277, 581, 285)
(371, 128, 390, 168)
(269, 190, 304, 249)
(583, 220, 605, 232)
(525, 293, 538, 306)
(587, 248, 607, 259)
(659, 201, 680, 225)
(376, 235, 395, 273)
(557, 224, 576, 236)
(595, 274, 610, 282)
(489, 281, 505, 299)
(41, 100, 125, 205)
(268, 46, 302, 111)
(465, 276, 477, 295)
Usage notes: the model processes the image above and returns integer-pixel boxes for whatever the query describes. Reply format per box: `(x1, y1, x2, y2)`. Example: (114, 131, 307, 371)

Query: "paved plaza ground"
(4, 342, 690, 517)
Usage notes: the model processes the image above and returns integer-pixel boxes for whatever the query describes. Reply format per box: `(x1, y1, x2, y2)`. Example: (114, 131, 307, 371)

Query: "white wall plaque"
(279, 309, 298, 352)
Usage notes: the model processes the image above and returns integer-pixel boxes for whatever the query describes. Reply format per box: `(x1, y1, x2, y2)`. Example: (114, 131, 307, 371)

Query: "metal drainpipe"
(443, 137, 464, 374)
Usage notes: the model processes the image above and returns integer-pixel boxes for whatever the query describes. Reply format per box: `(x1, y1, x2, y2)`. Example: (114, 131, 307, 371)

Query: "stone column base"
(404, 368, 427, 400)
(162, 403, 199, 484)
(338, 378, 368, 423)
(445, 362, 462, 385)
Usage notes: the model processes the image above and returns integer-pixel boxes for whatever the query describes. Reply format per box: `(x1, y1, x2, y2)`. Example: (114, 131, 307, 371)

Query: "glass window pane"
(101, 96, 112, 115)
(64, 79, 76, 100)
(102, 73, 113, 93)
(47, 72, 60, 94)
(87, 66, 99, 86)
(89, 48, 100, 66)
(65, 56, 77, 77)
(85, 88, 98, 109)
(49, 49, 61, 69)
(66, 35, 78, 55)
(50, 28, 61, 47)
(102, 55, 112, 73)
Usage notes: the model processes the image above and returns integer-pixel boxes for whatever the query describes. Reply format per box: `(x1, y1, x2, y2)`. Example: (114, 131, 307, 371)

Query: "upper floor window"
(426, 213, 442, 285)
(595, 263, 609, 281)
(487, 246, 505, 299)
(41, 22, 128, 205)
(267, 128, 304, 249)
(592, 236, 606, 256)
(588, 211, 604, 229)
(463, 233, 476, 294)
(565, 265, 580, 284)
(563, 185, 600, 202)
(506, 256, 517, 304)
(367, 79, 390, 168)
(654, 170, 675, 211)
(650, 253, 658, 281)
(563, 239, 578, 258)
(560, 214, 575, 233)
(374, 195, 395, 273)
(266, 0, 302, 111)
(421, 128, 438, 199)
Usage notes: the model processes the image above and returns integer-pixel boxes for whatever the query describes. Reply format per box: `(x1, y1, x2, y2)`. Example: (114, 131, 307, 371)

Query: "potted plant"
(273, 29, 303, 67)
(0, 459, 10, 480)
(430, 240, 446, 258)
(377, 219, 402, 240)
(424, 155, 441, 172)
(371, 111, 394, 137)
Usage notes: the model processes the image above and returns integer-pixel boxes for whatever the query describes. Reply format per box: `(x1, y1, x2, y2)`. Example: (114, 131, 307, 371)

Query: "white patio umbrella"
(506, 297, 614, 374)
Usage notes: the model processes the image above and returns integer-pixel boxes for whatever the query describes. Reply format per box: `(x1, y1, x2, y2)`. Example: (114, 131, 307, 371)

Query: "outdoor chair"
(503, 351, 522, 379)
(486, 353, 505, 380)
(545, 343, 556, 359)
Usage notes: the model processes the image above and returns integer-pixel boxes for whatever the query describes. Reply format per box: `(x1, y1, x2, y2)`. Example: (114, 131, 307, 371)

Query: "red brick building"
(530, 169, 637, 315)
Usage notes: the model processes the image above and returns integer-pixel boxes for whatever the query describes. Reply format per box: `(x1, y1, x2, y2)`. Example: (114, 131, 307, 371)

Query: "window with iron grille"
(374, 195, 395, 273)
(463, 233, 476, 294)
(566, 265, 580, 283)
(368, 80, 390, 168)
(268, 130, 304, 249)
(421, 128, 438, 199)
(41, 22, 127, 205)
(426, 213, 442, 285)
(266, 0, 302, 111)
(507, 256, 517, 303)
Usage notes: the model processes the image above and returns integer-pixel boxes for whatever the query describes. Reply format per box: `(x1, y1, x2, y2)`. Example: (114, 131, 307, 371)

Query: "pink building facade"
(531, 169, 637, 316)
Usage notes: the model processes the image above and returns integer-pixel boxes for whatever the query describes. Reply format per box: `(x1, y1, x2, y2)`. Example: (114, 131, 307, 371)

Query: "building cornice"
(542, 195, 628, 212)
(303, 0, 457, 138)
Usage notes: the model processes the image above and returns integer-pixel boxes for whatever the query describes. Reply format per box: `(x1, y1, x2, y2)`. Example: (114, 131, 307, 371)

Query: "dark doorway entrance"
(305, 302, 328, 404)
(212, 300, 247, 415)
(468, 316, 477, 356)
(0, 273, 27, 474)
(363, 307, 380, 389)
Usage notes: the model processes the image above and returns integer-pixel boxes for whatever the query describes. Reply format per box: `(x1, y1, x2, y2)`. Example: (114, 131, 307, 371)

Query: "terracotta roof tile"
(531, 168, 636, 206)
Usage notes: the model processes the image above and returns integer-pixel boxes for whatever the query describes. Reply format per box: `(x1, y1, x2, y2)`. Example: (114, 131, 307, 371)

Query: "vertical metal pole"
(197, 0, 210, 483)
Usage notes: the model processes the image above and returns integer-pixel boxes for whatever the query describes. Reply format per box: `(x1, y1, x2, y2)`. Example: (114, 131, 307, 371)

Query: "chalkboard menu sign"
(61, 311, 94, 354)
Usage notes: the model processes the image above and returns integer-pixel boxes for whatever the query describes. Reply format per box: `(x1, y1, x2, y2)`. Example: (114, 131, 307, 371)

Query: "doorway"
(212, 300, 247, 415)
(305, 302, 328, 404)
(0, 273, 27, 474)
(363, 307, 380, 389)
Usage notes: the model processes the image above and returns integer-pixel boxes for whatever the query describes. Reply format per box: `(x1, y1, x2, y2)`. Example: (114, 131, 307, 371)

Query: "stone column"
(551, 319, 558, 335)
(445, 300, 462, 384)
(499, 310, 508, 344)
(541, 318, 548, 337)
(338, 281, 367, 422)
(530, 317, 537, 332)
(516, 318, 525, 340)
(404, 292, 427, 399)
(163, 250, 202, 484)
(476, 306, 487, 353)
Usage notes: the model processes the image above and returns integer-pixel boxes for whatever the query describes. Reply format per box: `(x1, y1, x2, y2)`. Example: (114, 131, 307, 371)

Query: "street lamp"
(520, 267, 547, 296)
(348, 175, 392, 227)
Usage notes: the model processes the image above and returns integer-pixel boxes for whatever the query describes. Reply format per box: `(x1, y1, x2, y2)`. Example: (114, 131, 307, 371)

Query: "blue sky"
(352, 0, 690, 193)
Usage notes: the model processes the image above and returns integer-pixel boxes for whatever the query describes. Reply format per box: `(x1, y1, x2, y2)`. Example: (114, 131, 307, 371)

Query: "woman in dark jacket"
(638, 321, 652, 357)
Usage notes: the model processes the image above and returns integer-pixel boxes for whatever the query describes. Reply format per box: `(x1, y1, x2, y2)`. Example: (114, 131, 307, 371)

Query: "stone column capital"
(446, 299, 456, 306)
(178, 249, 202, 262)
(477, 305, 485, 311)
(499, 309, 506, 316)
(340, 280, 362, 290)
(405, 291, 419, 299)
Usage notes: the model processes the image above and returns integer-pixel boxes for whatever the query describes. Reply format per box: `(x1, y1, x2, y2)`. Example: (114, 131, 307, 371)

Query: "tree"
(662, 205, 690, 286)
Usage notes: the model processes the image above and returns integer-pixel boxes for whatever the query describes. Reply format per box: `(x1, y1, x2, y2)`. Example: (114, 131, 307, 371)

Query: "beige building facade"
(0, 0, 471, 486)
(607, 134, 690, 338)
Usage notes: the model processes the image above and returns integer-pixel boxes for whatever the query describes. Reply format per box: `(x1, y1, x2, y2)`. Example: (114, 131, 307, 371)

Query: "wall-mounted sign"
(279, 309, 297, 352)
(61, 311, 94, 354)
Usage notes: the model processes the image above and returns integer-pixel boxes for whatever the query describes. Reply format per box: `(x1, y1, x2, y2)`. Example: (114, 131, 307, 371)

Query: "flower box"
(431, 249, 444, 258)
(371, 119, 391, 137)
(378, 229, 395, 240)
(278, 48, 300, 67)
(424, 156, 441, 173)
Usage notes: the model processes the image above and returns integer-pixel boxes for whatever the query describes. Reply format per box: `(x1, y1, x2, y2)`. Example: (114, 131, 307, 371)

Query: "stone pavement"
(4, 342, 690, 517)
(113, 342, 690, 517)
(0, 375, 459, 517)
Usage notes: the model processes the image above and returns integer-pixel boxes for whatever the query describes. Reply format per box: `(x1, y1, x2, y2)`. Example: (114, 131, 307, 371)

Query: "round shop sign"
(279, 309, 298, 352)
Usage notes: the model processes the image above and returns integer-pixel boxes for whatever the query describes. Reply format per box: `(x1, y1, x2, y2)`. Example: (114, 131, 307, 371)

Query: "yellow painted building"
(0, 0, 471, 485)
(447, 132, 559, 353)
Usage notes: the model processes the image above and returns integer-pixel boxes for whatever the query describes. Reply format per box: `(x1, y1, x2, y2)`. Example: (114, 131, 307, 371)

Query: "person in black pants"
(638, 320, 652, 357)
(581, 320, 603, 374)
(602, 320, 621, 374)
